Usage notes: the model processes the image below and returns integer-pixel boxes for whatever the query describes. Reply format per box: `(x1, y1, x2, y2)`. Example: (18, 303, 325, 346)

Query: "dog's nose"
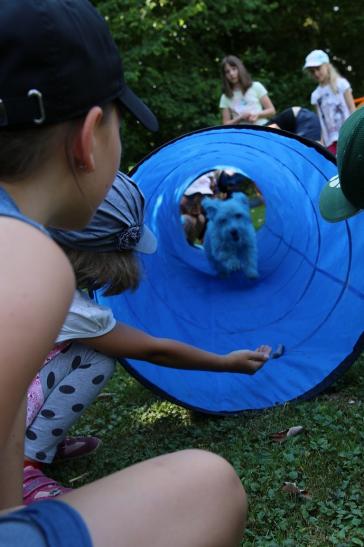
(230, 229, 239, 241)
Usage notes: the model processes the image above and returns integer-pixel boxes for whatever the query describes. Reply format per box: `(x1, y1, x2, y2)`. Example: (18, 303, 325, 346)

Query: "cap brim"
(184, 188, 214, 196)
(134, 224, 157, 254)
(117, 85, 159, 132)
(319, 174, 360, 222)
(303, 62, 320, 69)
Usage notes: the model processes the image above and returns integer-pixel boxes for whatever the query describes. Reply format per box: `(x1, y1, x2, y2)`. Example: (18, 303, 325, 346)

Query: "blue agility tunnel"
(97, 126, 364, 413)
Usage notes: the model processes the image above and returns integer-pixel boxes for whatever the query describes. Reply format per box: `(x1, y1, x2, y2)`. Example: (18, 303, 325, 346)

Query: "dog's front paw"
(244, 268, 259, 280)
(224, 258, 242, 273)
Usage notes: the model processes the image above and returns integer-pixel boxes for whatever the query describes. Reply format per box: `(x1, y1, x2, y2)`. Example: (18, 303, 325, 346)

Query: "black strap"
(0, 92, 46, 126)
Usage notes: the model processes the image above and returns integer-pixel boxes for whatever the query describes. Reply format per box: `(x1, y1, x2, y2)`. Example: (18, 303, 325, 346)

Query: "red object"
(54, 436, 102, 461)
(327, 142, 337, 156)
(23, 466, 72, 504)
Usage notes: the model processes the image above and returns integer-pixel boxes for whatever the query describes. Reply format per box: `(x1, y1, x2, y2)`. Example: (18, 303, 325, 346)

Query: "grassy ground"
(250, 203, 266, 230)
(53, 356, 364, 546)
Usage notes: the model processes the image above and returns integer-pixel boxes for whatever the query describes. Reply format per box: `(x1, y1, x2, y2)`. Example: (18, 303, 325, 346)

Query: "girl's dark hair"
(0, 104, 115, 181)
(62, 246, 141, 296)
(0, 124, 63, 180)
(221, 55, 252, 97)
(218, 172, 252, 195)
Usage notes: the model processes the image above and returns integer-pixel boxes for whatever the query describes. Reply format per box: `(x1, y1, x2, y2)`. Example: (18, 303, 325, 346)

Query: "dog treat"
(271, 344, 285, 359)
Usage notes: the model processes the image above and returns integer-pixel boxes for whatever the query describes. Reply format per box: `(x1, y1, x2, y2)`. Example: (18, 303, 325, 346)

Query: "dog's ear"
(231, 192, 249, 206)
(201, 197, 219, 219)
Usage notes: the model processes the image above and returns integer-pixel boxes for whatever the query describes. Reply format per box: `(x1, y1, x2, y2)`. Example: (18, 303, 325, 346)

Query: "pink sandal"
(54, 436, 102, 461)
(23, 466, 72, 505)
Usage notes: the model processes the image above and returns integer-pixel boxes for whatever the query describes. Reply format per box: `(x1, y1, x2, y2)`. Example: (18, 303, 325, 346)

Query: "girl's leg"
(25, 343, 115, 463)
(0, 232, 75, 510)
(62, 449, 247, 547)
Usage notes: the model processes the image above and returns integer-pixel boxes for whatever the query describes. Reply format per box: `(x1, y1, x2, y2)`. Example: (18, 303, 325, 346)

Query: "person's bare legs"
(62, 449, 247, 547)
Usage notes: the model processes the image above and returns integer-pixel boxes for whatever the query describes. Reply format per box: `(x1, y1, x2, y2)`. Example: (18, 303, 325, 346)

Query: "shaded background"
(94, 0, 364, 167)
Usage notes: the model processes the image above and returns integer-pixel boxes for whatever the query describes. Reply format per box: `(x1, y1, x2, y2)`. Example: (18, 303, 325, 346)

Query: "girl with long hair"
(303, 49, 356, 155)
(219, 54, 276, 126)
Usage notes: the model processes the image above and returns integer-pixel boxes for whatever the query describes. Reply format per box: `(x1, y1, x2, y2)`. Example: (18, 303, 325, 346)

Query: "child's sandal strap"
(23, 466, 72, 504)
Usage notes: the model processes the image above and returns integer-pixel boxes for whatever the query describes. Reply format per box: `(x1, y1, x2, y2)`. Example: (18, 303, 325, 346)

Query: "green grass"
(53, 356, 364, 546)
(251, 204, 266, 230)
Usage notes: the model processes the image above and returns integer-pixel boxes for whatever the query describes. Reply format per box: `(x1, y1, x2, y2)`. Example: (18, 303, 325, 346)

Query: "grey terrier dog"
(202, 193, 258, 279)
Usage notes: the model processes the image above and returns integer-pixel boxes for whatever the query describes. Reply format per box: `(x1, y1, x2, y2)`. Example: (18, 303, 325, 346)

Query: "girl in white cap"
(303, 49, 356, 154)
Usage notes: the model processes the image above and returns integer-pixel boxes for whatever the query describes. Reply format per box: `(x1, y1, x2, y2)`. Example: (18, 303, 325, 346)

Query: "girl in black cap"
(0, 1, 249, 546)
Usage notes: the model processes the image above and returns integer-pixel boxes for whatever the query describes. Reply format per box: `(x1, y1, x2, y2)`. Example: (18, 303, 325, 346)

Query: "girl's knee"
(179, 448, 237, 475)
(176, 449, 247, 535)
(174, 449, 246, 498)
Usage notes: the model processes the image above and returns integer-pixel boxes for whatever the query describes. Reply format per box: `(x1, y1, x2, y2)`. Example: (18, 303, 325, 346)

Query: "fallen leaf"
(97, 392, 115, 401)
(270, 425, 305, 443)
(282, 482, 312, 500)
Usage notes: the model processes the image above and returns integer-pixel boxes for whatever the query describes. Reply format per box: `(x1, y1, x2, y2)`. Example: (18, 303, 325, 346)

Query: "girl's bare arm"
(82, 322, 270, 374)
(0, 218, 75, 508)
(248, 94, 276, 123)
(344, 88, 356, 113)
(221, 107, 236, 125)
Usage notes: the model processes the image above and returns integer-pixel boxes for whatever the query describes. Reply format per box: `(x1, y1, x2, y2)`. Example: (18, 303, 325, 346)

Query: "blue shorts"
(0, 500, 92, 547)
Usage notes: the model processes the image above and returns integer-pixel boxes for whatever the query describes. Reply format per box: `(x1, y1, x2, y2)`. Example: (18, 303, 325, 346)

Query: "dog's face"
(202, 193, 253, 244)
(202, 192, 258, 278)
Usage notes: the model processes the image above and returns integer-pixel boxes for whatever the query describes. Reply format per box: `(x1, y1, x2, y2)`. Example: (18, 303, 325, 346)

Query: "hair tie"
(117, 226, 142, 250)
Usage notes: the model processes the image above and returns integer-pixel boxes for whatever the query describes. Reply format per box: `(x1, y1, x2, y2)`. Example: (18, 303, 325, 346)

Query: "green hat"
(319, 108, 364, 222)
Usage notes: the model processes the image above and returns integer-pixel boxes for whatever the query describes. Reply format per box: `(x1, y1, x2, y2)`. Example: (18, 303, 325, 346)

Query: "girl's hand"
(247, 112, 259, 123)
(238, 111, 252, 122)
(224, 345, 271, 374)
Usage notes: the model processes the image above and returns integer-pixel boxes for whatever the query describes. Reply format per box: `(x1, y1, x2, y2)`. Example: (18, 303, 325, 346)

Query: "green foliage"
(92, 1, 364, 168)
(53, 355, 364, 545)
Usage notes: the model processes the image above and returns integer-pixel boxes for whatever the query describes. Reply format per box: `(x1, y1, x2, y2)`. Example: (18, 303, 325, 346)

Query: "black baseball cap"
(0, 0, 158, 131)
(269, 108, 296, 133)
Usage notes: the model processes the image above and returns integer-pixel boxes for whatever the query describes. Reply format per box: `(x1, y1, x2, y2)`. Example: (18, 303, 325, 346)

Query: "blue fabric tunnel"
(97, 126, 364, 413)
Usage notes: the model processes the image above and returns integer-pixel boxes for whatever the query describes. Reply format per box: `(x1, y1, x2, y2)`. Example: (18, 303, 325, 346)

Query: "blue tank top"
(0, 186, 47, 234)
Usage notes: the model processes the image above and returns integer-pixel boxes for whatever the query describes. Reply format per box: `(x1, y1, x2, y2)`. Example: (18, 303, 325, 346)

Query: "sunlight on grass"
(53, 355, 364, 546)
